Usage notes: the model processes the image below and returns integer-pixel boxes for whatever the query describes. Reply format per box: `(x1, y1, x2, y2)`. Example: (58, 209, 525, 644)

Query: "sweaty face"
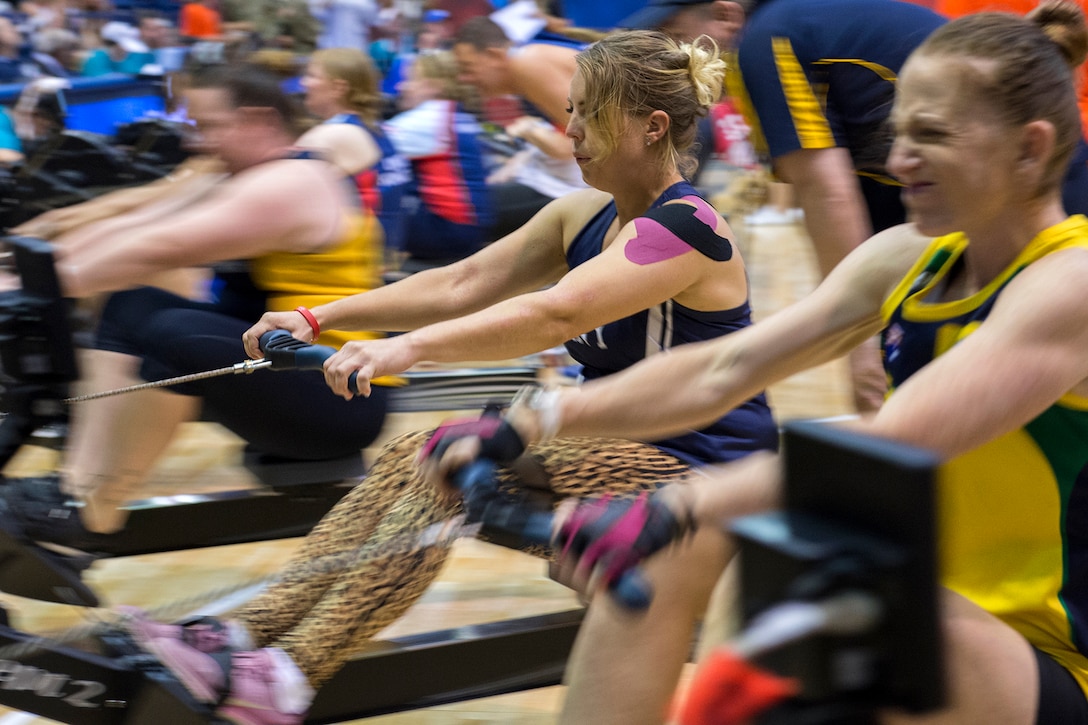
(887, 54, 1022, 238)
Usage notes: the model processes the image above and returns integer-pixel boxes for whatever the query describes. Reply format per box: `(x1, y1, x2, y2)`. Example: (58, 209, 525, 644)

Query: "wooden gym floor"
(0, 210, 854, 724)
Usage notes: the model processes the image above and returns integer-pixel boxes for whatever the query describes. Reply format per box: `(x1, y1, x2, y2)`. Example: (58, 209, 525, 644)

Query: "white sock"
(225, 621, 255, 650)
(266, 648, 314, 714)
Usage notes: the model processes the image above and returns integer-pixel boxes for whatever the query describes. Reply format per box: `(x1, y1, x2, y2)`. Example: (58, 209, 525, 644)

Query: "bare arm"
(56, 159, 342, 298)
(241, 190, 583, 358)
(509, 43, 578, 128)
(506, 115, 571, 160)
(53, 169, 226, 258)
(396, 207, 735, 362)
(318, 196, 749, 396)
(315, 193, 581, 327)
(296, 122, 382, 176)
(774, 147, 874, 278)
(12, 156, 225, 240)
(536, 225, 930, 442)
(683, 244, 1088, 530)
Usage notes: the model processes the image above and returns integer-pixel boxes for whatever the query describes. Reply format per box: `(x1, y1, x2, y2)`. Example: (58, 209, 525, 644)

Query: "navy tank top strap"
(562, 181, 778, 466)
(567, 180, 698, 268)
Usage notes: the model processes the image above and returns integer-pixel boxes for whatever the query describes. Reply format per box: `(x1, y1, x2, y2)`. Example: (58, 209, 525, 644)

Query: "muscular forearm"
(553, 338, 772, 442)
(312, 261, 514, 333)
(397, 294, 594, 366)
(540, 274, 886, 444)
(794, 183, 872, 279)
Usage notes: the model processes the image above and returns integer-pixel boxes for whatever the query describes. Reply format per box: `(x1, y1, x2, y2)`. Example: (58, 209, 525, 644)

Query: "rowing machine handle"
(258, 329, 360, 394)
(452, 460, 653, 610)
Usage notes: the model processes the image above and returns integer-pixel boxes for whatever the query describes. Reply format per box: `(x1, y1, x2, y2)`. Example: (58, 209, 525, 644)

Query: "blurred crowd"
(0, 0, 762, 263)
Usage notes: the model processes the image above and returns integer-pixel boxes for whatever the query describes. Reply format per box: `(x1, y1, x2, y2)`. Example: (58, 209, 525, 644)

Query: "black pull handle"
(258, 330, 359, 394)
(451, 460, 653, 610)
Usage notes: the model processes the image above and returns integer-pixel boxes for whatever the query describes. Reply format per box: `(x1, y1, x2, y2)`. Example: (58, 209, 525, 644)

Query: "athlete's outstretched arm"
(317, 196, 748, 397)
(527, 225, 929, 443)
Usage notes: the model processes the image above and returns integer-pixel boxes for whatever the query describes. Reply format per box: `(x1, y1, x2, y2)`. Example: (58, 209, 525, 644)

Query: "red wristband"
(295, 306, 320, 340)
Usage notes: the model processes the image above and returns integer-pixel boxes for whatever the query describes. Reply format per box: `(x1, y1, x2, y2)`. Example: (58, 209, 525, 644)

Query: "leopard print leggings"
(235, 430, 691, 688)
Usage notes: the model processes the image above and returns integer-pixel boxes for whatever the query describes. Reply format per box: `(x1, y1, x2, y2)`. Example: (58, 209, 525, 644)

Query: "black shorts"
(1034, 647, 1088, 724)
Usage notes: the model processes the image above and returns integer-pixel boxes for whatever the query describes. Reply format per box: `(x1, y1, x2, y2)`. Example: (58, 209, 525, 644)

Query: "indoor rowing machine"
(0, 235, 535, 606)
(0, 417, 941, 723)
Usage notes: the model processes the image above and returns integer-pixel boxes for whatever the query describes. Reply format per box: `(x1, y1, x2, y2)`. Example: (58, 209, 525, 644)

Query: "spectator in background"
(17, 0, 68, 36)
(220, 0, 319, 53)
(374, 7, 451, 98)
(452, 16, 585, 239)
(138, 13, 174, 51)
(82, 21, 157, 76)
(179, 0, 223, 41)
(0, 17, 36, 83)
(416, 7, 453, 50)
(0, 106, 23, 163)
(430, 0, 495, 34)
(383, 50, 493, 269)
(31, 26, 80, 77)
(297, 47, 411, 256)
(137, 14, 188, 72)
(309, 0, 378, 51)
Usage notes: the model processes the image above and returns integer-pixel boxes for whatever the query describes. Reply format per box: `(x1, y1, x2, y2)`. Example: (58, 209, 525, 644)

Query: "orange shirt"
(910, 0, 1088, 141)
(179, 3, 221, 38)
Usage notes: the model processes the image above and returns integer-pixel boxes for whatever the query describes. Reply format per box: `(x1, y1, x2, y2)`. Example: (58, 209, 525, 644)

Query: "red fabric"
(179, 3, 221, 38)
(710, 98, 757, 168)
(904, 0, 1088, 141)
(430, 0, 494, 33)
(482, 96, 525, 128)
(674, 649, 799, 725)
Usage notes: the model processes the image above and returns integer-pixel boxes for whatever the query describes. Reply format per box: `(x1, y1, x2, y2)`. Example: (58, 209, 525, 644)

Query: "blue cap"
(423, 9, 450, 23)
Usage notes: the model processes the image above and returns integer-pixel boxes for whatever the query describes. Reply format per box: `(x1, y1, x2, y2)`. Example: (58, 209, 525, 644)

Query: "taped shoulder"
(640, 203, 733, 261)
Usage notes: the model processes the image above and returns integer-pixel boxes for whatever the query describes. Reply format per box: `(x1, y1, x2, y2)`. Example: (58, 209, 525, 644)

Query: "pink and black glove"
(419, 411, 527, 467)
(556, 491, 695, 609)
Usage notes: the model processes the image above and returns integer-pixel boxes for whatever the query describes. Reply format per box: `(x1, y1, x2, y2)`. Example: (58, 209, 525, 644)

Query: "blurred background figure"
(309, 0, 378, 51)
(0, 106, 22, 164)
(178, 0, 223, 42)
(220, 0, 319, 54)
(452, 16, 586, 240)
(0, 16, 37, 83)
(297, 47, 411, 263)
(12, 76, 68, 154)
(82, 20, 156, 76)
(30, 26, 80, 77)
(416, 7, 452, 50)
(429, 0, 495, 34)
(383, 50, 493, 271)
